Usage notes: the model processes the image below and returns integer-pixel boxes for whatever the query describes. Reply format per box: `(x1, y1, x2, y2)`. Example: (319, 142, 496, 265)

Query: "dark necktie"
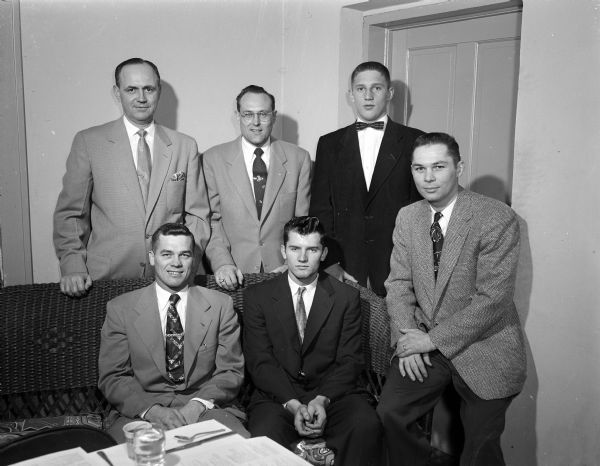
(355, 121, 384, 131)
(295, 287, 307, 343)
(430, 212, 444, 281)
(136, 129, 152, 206)
(165, 293, 184, 383)
(252, 147, 267, 219)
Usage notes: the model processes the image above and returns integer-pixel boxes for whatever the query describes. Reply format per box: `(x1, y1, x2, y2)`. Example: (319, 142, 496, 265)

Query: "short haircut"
(283, 216, 327, 247)
(350, 61, 391, 87)
(236, 85, 276, 111)
(151, 223, 195, 252)
(413, 132, 461, 166)
(114, 58, 161, 88)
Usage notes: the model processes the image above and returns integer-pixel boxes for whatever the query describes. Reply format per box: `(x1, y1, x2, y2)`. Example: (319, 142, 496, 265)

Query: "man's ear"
(320, 246, 328, 263)
(149, 250, 155, 266)
(387, 86, 395, 102)
(280, 244, 287, 261)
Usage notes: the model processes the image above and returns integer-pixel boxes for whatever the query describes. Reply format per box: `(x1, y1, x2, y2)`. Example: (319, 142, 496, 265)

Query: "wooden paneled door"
(389, 11, 521, 204)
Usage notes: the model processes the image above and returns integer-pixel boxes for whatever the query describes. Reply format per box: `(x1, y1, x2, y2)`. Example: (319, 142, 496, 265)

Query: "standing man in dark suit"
(309, 61, 423, 296)
(99, 223, 247, 442)
(377, 133, 527, 465)
(203, 85, 311, 291)
(54, 58, 209, 297)
(243, 216, 381, 466)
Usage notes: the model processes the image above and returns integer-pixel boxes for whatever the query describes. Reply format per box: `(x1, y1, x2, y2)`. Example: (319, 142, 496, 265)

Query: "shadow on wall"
(279, 114, 299, 146)
(504, 213, 538, 466)
(389, 79, 414, 125)
(155, 80, 178, 130)
(470, 175, 512, 206)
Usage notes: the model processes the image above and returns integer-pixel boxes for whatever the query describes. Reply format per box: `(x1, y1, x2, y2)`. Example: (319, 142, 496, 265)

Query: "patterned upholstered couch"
(0, 273, 426, 464)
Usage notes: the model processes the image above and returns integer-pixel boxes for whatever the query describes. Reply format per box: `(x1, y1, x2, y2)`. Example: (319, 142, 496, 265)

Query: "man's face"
(281, 231, 328, 285)
(350, 69, 394, 122)
(411, 143, 463, 210)
(113, 63, 161, 128)
(149, 234, 194, 292)
(237, 92, 276, 146)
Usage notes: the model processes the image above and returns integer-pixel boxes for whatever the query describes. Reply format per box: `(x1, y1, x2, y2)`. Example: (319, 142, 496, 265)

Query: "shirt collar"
(123, 115, 155, 139)
(430, 194, 458, 221)
(241, 136, 270, 153)
(155, 282, 189, 302)
(287, 274, 318, 296)
(356, 114, 388, 126)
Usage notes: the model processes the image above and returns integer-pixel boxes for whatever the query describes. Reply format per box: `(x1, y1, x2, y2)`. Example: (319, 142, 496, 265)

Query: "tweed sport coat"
(385, 189, 526, 399)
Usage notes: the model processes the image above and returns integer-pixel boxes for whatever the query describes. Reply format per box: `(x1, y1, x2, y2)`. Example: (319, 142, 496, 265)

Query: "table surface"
(94, 420, 310, 466)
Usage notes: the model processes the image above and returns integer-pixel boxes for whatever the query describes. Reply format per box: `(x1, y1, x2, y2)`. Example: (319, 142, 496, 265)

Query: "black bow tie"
(356, 121, 384, 131)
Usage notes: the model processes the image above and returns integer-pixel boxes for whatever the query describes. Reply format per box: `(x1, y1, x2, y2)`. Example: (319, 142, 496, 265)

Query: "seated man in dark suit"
(98, 223, 247, 442)
(243, 216, 382, 466)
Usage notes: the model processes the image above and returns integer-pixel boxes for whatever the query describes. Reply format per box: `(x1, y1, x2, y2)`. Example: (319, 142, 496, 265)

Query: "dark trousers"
(377, 352, 514, 466)
(248, 393, 382, 466)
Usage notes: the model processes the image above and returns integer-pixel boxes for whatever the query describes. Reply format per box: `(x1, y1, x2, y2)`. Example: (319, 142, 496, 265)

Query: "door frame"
(0, 0, 33, 285)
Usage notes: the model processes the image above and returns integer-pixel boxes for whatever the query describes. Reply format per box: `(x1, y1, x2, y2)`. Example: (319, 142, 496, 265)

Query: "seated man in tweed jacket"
(378, 133, 526, 466)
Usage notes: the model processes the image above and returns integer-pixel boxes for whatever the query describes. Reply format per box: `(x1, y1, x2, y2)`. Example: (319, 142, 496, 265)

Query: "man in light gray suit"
(99, 223, 246, 442)
(377, 132, 526, 466)
(203, 85, 311, 290)
(53, 58, 210, 297)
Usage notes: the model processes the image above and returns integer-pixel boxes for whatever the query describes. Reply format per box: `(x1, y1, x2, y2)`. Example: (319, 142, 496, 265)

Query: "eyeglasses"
(239, 111, 274, 123)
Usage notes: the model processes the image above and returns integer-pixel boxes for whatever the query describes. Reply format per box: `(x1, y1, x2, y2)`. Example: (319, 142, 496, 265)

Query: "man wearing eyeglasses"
(203, 85, 311, 290)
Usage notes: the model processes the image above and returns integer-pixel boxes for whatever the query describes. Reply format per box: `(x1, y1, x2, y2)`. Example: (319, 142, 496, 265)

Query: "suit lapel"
(413, 202, 436, 310)
(339, 126, 368, 205)
(183, 287, 212, 380)
(367, 121, 403, 206)
(272, 275, 302, 355)
(225, 139, 259, 220)
(107, 120, 146, 220)
(260, 141, 287, 225)
(133, 286, 168, 379)
(146, 125, 173, 223)
(301, 276, 334, 354)
(433, 191, 472, 308)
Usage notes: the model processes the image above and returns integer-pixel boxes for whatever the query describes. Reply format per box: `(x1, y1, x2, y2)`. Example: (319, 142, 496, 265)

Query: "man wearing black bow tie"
(309, 61, 423, 296)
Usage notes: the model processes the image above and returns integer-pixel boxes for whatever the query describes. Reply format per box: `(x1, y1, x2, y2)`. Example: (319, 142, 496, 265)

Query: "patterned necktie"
(252, 147, 267, 219)
(430, 212, 444, 281)
(355, 121, 384, 131)
(136, 129, 152, 206)
(295, 287, 308, 343)
(165, 293, 184, 383)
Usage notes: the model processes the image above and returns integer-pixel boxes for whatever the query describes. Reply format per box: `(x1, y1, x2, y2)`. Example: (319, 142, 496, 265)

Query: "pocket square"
(170, 171, 186, 182)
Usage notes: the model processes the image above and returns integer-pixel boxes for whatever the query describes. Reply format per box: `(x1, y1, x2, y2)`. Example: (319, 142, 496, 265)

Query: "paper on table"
(97, 419, 233, 465)
(11, 447, 105, 466)
(173, 436, 310, 465)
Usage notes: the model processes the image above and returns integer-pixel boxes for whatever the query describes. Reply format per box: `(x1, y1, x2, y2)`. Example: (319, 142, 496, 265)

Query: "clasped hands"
(144, 400, 206, 430)
(395, 328, 436, 383)
(285, 395, 329, 438)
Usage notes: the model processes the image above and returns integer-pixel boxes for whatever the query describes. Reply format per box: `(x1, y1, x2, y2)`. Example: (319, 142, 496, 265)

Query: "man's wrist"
(191, 398, 215, 411)
(283, 399, 303, 414)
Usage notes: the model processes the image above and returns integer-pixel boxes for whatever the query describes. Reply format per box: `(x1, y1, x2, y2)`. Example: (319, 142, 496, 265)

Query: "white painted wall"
(20, 0, 350, 283)
(507, 0, 600, 464)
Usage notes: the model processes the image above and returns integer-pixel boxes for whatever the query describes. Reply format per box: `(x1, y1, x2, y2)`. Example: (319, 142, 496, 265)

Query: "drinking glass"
(133, 423, 166, 466)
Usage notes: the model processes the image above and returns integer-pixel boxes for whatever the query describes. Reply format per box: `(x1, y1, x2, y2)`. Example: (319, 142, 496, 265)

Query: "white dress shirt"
(287, 274, 318, 318)
(430, 195, 458, 236)
(241, 136, 271, 199)
(123, 116, 155, 169)
(357, 115, 387, 190)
